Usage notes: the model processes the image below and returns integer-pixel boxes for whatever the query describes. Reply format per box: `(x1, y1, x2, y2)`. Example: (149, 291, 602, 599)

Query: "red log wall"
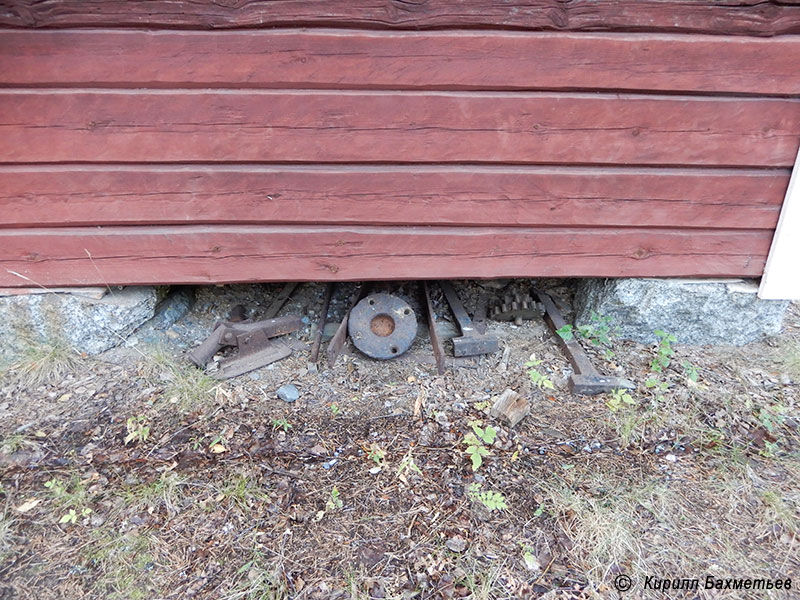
(0, 1, 799, 286)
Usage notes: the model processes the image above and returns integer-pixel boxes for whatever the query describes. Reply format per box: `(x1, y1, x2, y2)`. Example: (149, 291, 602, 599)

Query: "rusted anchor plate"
(348, 293, 417, 359)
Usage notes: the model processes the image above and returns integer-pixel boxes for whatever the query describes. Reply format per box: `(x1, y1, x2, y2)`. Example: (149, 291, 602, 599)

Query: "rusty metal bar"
(421, 281, 446, 375)
(310, 282, 334, 363)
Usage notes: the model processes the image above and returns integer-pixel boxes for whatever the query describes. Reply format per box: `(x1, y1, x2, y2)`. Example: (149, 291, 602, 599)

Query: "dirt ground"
(0, 279, 798, 600)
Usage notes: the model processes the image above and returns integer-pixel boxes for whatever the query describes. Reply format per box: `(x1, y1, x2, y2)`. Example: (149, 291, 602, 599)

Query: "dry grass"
(782, 341, 800, 381)
(146, 347, 217, 411)
(6, 339, 83, 387)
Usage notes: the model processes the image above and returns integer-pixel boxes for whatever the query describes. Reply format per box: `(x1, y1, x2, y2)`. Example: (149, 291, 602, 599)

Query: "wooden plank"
(2, 1, 799, 36)
(2, 92, 798, 167)
(0, 225, 773, 287)
(0, 166, 787, 230)
(759, 145, 800, 299)
(4, 30, 800, 95)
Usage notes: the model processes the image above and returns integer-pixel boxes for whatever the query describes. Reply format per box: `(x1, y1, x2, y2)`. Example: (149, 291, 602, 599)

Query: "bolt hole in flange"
(348, 293, 418, 360)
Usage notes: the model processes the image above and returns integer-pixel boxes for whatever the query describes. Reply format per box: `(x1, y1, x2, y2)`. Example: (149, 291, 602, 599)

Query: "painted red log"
(2, 92, 798, 167)
(1, 0, 799, 36)
(4, 30, 800, 95)
(0, 166, 787, 230)
(0, 226, 773, 287)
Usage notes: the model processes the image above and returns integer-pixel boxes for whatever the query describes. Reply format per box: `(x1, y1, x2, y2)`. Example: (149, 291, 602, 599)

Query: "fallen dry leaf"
(15, 498, 42, 513)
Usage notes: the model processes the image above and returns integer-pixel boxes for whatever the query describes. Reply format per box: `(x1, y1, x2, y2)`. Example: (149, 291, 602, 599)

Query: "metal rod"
(310, 283, 334, 363)
(421, 281, 446, 375)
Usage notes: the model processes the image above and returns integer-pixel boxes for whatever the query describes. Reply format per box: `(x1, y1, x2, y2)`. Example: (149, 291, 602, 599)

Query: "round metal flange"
(348, 293, 418, 360)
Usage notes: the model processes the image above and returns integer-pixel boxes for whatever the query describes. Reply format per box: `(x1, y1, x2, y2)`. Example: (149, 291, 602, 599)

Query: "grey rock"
(575, 278, 788, 346)
(0, 286, 157, 359)
(147, 287, 195, 330)
(277, 384, 300, 403)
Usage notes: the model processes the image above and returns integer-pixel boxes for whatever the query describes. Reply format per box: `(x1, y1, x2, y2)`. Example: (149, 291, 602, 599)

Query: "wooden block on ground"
(490, 389, 530, 427)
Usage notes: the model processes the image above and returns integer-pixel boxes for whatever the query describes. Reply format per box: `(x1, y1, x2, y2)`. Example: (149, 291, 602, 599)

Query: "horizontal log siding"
(4, 31, 800, 95)
(0, 6, 797, 287)
(2, 92, 798, 167)
(0, 227, 773, 285)
(1, 1, 799, 36)
(0, 167, 788, 230)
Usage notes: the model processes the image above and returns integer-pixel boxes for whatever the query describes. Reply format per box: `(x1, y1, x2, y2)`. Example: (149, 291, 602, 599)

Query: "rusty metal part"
(264, 282, 299, 319)
(472, 292, 489, 334)
(439, 281, 499, 357)
(421, 281, 446, 375)
(490, 292, 543, 326)
(327, 284, 370, 368)
(310, 283, 334, 363)
(534, 288, 634, 395)
(187, 315, 303, 376)
(216, 338, 291, 380)
(348, 293, 417, 360)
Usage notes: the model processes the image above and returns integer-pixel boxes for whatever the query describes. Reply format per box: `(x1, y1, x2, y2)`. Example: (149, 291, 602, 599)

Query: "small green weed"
(44, 474, 92, 524)
(124, 415, 150, 446)
(467, 482, 508, 511)
(330, 402, 341, 416)
(605, 388, 636, 412)
(270, 417, 292, 433)
(579, 311, 616, 347)
(525, 355, 554, 390)
(367, 443, 386, 467)
(650, 330, 677, 372)
(325, 486, 343, 511)
(644, 376, 669, 393)
(557, 317, 616, 360)
(462, 421, 497, 471)
(680, 360, 699, 383)
(59, 507, 92, 525)
(555, 324, 574, 341)
(397, 448, 423, 483)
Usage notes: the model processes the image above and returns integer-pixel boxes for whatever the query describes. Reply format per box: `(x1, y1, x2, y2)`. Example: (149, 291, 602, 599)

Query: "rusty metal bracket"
(439, 281, 499, 357)
(534, 288, 634, 395)
(348, 293, 418, 359)
(188, 315, 302, 379)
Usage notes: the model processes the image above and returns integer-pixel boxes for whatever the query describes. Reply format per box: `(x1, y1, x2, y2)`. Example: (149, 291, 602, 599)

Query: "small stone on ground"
(277, 383, 300, 403)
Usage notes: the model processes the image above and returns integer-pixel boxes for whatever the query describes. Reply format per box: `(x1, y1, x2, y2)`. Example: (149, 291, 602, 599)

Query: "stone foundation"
(574, 278, 788, 346)
(0, 287, 158, 360)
